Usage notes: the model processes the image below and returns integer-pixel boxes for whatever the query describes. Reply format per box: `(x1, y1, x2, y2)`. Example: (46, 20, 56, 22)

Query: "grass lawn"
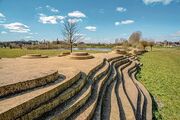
(0, 48, 107, 58)
(137, 47, 180, 120)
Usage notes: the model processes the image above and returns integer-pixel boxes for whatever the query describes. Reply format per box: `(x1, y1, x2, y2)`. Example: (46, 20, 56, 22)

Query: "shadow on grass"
(136, 66, 162, 120)
(150, 93, 162, 120)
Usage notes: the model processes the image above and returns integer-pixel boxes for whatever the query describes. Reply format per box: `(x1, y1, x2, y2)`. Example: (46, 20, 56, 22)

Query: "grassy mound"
(21, 54, 48, 59)
(137, 48, 180, 120)
(69, 52, 94, 60)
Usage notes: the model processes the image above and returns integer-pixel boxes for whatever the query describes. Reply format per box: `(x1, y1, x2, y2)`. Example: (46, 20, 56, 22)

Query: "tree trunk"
(70, 43, 73, 53)
(151, 46, 152, 51)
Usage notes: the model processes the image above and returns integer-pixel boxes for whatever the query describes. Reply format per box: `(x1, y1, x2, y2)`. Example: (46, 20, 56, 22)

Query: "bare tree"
(62, 20, 82, 53)
(139, 40, 148, 50)
(115, 38, 120, 44)
(128, 31, 142, 47)
(148, 41, 155, 51)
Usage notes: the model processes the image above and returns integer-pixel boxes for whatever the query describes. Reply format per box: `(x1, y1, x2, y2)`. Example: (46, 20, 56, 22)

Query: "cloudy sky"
(0, 0, 180, 42)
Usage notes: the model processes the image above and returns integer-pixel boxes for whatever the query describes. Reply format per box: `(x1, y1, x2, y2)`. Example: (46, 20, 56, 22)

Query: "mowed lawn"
(0, 48, 107, 58)
(138, 47, 180, 120)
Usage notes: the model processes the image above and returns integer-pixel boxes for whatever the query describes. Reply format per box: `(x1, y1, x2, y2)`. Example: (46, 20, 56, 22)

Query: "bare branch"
(61, 20, 83, 52)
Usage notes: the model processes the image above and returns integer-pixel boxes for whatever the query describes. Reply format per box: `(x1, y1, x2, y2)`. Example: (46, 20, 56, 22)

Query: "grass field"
(0, 48, 107, 58)
(137, 47, 180, 120)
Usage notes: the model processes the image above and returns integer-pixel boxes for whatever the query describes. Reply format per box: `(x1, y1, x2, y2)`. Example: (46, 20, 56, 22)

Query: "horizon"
(0, 0, 180, 42)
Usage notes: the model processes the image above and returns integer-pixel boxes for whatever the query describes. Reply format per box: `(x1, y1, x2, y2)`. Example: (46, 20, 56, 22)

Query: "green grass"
(0, 48, 107, 58)
(137, 48, 180, 120)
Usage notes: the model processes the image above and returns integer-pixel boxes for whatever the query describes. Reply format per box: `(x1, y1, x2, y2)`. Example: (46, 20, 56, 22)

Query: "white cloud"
(60, 20, 64, 24)
(143, 0, 173, 5)
(46, 5, 50, 8)
(29, 32, 38, 35)
(68, 11, 86, 18)
(2, 22, 30, 33)
(1, 31, 7, 34)
(85, 26, 96, 32)
(68, 18, 82, 23)
(0, 13, 5, 18)
(115, 20, 135, 25)
(115, 22, 120, 26)
(51, 8, 59, 13)
(46, 5, 59, 13)
(121, 20, 135, 25)
(116, 7, 127, 12)
(0, 12, 6, 23)
(39, 14, 65, 24)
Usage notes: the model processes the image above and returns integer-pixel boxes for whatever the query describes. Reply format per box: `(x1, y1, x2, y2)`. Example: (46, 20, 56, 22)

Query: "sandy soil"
(0, 53, 119, 87)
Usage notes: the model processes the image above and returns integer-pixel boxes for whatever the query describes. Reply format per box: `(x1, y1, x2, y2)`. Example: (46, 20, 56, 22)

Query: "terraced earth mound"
(0, 54, 152, 120)
(69, 52, 94, 60)
(58, 52, 70, 57)
(21, 54, 48, 59)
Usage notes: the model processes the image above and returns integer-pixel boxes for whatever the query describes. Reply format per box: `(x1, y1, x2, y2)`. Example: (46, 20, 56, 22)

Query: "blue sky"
(0, 0, 180, 43)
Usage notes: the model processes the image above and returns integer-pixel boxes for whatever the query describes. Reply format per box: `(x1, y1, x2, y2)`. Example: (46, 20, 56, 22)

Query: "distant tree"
(139, 40, 148, 50)
(9, 44, 12, 49)
(3, 44, 7, 48)
(163, 40, 169, 46)
(115, 38, 119, 44)
(129, 31, 142, 47)
(62, 20, 82, 53)
(122, 40, 130, 48)
(148, 41, 155, 51)
(56, 38, 60, 44)
(120, 38, 127, 42)
(19, 43, 23, 49)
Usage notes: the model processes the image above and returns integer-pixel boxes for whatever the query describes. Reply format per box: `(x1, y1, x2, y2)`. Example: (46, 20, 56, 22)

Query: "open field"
(0, 48, 107, 58)
(137, 47, 180, 120)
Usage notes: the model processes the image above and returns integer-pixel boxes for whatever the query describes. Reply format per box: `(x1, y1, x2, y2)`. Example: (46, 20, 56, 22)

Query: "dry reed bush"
(136, 48, 147, 54)
(128, 49, 137, 55)
(114, 45, 129, 51)
(129, 48, 146, 55)
(112, 49, 127, 55)
(127, 47, 135, 51)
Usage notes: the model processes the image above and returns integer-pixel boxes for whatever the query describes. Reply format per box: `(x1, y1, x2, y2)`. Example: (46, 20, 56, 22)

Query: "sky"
(0, 0, 180, 43)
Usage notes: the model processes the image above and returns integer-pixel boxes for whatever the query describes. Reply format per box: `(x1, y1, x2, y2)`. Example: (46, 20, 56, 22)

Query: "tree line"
(115, 31, 155, 51)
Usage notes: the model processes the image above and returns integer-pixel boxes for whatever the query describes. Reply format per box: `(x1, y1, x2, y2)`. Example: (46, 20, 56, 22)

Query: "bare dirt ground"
(0, 53, 121, 116)
(0, 53, 119, 87)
